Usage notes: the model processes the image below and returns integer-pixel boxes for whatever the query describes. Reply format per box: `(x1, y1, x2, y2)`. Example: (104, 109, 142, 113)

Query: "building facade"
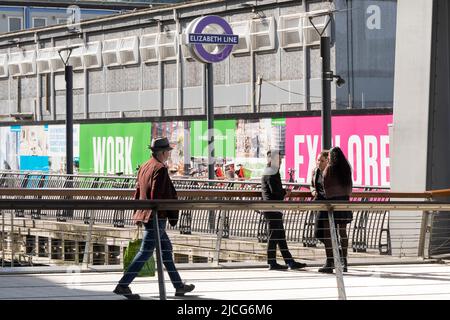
(0, 0, 183, 33)
(0, 0, 397, 184)
(0, 0, 397, 122)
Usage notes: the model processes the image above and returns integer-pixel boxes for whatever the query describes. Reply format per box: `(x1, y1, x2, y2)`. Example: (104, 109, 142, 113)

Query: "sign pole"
(206, 63, 215, 232)
(185, 14, 237, 184)
(321, 36, 332, 150)
(206, 63, 215, 180)
(65, 64, 74, 175)
(185, 14, 237, 247)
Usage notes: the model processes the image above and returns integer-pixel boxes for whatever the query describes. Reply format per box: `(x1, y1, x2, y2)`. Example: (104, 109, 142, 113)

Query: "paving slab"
(1, 263, 450, 300)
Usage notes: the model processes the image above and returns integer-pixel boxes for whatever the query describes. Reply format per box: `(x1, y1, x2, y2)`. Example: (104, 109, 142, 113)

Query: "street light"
(324, 71, 346, 88)
(57, 45, 81, 175)
(308, 9, 347, 301)
(334, 74, 346, 88)
(57, 44, 81, 221)
(308, 10, 345, 150)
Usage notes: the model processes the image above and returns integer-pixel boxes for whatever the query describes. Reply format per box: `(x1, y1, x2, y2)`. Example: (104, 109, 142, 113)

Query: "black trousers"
(264, 211, 293, 265)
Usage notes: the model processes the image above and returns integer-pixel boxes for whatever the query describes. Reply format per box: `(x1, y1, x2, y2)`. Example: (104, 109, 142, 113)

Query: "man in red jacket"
(113, 137, 195, 299)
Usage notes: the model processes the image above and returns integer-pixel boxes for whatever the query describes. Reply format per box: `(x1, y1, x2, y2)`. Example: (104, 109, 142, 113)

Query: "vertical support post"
(82, 210, 95, 268)
(51, 68, 56, 120)
(1, 210, 4, 267)
(303, 44, 309, 110)
(213, 210, 225, 266)
(328, 207, 347, 300)
(35, 235, 39, 260)
(63, 64, 74, 219)
(36, 74, 42, 121)
(184, 121, 190, 175)
(104, 243, 109, 265)
(17, 77, 21, 114)
(418, 201, 433, 258)
(61, 235, 65, 262)
(206, 63, 216, 232)
(153, 211, 166, 300)
(35, 32, 42, 121)
(83, 63, 89, 119)
(159, 61, 164, 117)
(48, 237, 51, 260)
(202, 64, 207, 115)
(346, 0, 354, 109)
(321, 36, 332, 150)
(50, 38, 56, 120)
(256, 75, 262, 112)
(206, 63, 215, 180)
(10, 211, 14, 267)
(174, 8, 182, 116)
(75, 240, 79, 265)
(418, 211, 427, 258)
(251, 50, 256, 113)
(119, 244, 124, 266)
(65, 65, 73, 175)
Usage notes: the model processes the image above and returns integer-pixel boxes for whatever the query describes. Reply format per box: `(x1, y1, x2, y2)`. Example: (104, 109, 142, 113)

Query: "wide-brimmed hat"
(148, 137, 174, 152)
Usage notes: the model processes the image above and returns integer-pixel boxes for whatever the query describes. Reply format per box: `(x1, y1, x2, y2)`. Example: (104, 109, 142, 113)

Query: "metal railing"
(0, 198, 448, 300)
(0, 187, 396, 255)
(0, 170, 386, 191)
(0, 171, 392, 254)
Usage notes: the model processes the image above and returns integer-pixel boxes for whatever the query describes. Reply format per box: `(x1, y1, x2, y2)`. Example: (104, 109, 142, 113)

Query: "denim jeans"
(118, 219, 183, 289)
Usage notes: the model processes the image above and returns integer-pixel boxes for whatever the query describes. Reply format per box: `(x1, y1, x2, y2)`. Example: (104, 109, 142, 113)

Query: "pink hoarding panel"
(285, 115, 392, 187)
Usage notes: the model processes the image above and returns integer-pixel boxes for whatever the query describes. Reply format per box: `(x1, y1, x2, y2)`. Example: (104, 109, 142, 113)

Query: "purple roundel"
(192, 15, 235, 63)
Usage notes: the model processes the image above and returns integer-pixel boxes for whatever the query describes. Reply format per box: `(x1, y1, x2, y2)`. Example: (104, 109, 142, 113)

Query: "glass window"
(33, 18, 47, 28)
(8, 17, 22, 32)
(335, 0, 397, 109)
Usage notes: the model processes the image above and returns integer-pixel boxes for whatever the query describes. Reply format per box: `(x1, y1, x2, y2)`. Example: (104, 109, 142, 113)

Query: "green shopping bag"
(123, 228, 156, 277)
(243, 168, 252, 179)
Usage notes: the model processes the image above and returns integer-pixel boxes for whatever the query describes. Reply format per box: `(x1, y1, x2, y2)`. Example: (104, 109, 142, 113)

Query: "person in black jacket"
(310, 150, 329, 243)
(261, 150, 307, 270)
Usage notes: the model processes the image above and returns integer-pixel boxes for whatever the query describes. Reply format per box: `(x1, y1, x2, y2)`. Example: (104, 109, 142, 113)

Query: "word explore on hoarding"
(293, 134, 389, 186)
(285, 115, 392, 187)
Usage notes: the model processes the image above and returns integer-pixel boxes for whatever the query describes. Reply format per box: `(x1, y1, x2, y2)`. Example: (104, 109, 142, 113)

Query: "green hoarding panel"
(190, 120, 236, 158)
(271, 118, 286, 126)
(79, 122, 151, 175)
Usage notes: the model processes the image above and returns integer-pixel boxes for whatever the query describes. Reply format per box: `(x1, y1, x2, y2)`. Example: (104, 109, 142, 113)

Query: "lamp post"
(308, 12, 345, 150)
(320, 35, 332, 150)
(57, 46, 78, 175)
(57, 45, 80, 221)
(308, 11, 347, 300)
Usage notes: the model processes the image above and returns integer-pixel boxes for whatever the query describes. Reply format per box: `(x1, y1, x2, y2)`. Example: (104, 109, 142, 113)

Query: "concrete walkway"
(1, 263, 450, 300)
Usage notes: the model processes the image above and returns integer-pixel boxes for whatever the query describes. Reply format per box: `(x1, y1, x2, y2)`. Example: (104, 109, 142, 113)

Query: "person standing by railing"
(113, 137, 195, 299)
(311, 149, 329, 244)
(318, 146, 353, 273)
(310, 150, 329, 201)
(215, 163, 225, 180)
(225, 163, 236, 179)
(261, 149, 307, 270)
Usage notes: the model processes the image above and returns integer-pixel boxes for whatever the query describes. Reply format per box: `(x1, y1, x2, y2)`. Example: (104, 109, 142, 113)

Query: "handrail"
(428, 188, 450, 198)
(0, 199, 446, 211)
(0, 188, 433, 199)
(0, 195, 441, 301)
(0, 170, 390, 190)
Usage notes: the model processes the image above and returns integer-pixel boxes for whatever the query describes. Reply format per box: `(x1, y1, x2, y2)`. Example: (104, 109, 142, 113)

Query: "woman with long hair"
(318, 146, 353, 273)
(311, 150, 329, 245)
